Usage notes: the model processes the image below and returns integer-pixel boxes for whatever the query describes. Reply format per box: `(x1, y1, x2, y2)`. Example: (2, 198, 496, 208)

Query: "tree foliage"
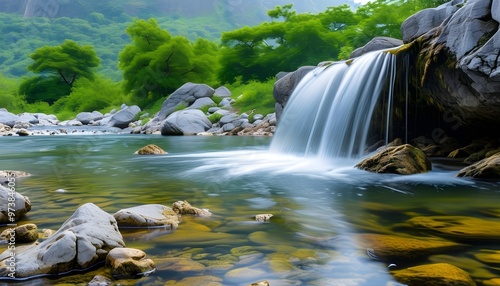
(218, 0, 448, 83)
(118, 18, 219, 104)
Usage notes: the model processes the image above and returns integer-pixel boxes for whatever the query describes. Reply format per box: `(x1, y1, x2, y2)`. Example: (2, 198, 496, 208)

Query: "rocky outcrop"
(355, 144, 432, 175)
(350, 36, 403, 58)
(273, 66, 316, 120)
(0, 110, 20, 127)
(106, 248, 156, 279)
(134, 144, 167, 155)
(113, 204, 179, 229)
(391, 263, 476, 286)
(405, 0, 500, 127)
(157, 83, 214, 121)
(106, 105, 141, 128)
(0, 185, 31, 223)
(161, 109, 212, 135)
(0, 203, 124, 278)
(457, 152, 500, 179)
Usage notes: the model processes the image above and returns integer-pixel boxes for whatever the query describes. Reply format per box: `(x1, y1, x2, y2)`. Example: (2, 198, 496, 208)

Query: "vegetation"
(0, 0, 447, 121)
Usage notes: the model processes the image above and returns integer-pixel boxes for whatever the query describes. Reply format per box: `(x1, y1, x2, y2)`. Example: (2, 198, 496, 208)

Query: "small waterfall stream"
(270, 50, 398, 161)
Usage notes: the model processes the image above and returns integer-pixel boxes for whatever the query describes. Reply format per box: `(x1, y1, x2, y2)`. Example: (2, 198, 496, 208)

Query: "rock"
(355, 144, 432, 175)
(164, 275, 223, 286)
(35, 113, 59, 125)
(1, 224, 38, 243)
(391, 263, 476, 286)
(0, 170, 30, 186)
(410, 0, 500, 127)
(107, 105, 141, 128)
(76, 111, 103, 125)
(0, 110, 20, 127)
(273, 66, 316, 120)
(0, 203, 124, 278)
(156, 83, 215, 121)
(88, 274, 113, 286)
(16, 128, 29, 136)
(219, 113, 239, 125)
(255, 214, 273, 222)
(161, 109, 212, 135)
(172, 201, 212, 217)
(134, 144, 167, 155)
(0, 123, 12, 135)
(401, 1, 462, 43)
(214, 86, 231, 98)
(106, 248, 155, 279)
(357, 233, 461, 262)
(113, 204, 179, 229)
(408, 215, 500, 241)
(187, 97, 216, 110)
(350, 37, 403, 58)
(0, 185, 31, 223)
(17, 113, 39, 124)
(457, 153, 500, 179)
(249, 281, 270, 286)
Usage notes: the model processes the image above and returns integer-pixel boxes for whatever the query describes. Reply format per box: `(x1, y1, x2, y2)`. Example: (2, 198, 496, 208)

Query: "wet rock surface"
(391, 263, 476, 286)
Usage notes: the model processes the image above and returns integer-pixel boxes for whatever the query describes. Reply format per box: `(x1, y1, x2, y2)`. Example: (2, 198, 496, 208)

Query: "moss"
(391, 263, 475, 286)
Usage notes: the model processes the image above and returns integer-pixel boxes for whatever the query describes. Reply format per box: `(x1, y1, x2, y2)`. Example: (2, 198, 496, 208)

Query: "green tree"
(119, 18, 219, 104)
(28, 39, 100, 87)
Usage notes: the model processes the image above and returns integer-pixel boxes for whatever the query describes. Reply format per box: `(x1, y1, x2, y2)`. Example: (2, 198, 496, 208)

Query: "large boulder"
(273, 66, 316, 120)
(406, 0, 500, 127)
(0, 203, 125, 278)
(457, 152, 500, 179)
(350, 36, 403, 58)
(0, 110, 20, 127)
(156, 83, 215, 121)
(107, 105, 141, 128)
(0, 185, 31, 223)
(76, 111, 104, 125)
(161, 109, 212, 135)
(113, 204, 179, 229)
(356, 144, 432, 175)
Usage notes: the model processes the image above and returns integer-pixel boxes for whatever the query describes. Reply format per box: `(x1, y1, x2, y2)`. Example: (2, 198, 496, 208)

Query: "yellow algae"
(357, 233, 461, 261)
(164, 275, 223, 286)
(266, 252, 296, 272)
(231, 246, 260, 257)
(391, 263, 476, 286)
(475, 250, 500, 264)
(484, 278, 500, 286)
(429, 254, 495, 279)
(291, 248, 317, 260)
(408, 216, 500, 240)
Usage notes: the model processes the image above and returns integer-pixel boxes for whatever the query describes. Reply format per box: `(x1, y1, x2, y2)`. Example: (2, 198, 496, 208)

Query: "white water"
(270, 50, 397, 162)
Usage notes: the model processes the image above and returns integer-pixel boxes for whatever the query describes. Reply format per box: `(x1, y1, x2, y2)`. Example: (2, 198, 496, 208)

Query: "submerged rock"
(114, 204, 179, 229)
(391, 263, 476, 286)
(408, 215, 500, 241)
(357, 233, 461, 262)
(106, 248, 156, 279)
(134, 144, 167, 155)
(0, 185, 31, 223)
(254, 214, 273, 222)
(355, 144, 432, 175)
(172, 200, 212, 217)
(457, 153, 500, 180)
(164, 275, 223, 286)
(0, 203, 124, 278)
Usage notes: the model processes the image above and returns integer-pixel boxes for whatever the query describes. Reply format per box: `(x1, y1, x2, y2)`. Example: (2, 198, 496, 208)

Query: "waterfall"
(270, 50, 398, 161)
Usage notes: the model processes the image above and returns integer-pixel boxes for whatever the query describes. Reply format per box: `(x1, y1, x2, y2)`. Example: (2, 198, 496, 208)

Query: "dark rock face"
(404, 0, 500, 127)
(457, 152, 500, 179)
(273, 66, 316, 120)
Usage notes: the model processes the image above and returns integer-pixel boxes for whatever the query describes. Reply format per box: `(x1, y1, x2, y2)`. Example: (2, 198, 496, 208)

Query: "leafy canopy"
(28, 39, 100, 86)
(119, 18, 219, 105)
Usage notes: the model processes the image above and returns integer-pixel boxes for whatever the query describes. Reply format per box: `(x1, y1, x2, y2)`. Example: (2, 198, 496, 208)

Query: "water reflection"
(1, 135, 499, 285)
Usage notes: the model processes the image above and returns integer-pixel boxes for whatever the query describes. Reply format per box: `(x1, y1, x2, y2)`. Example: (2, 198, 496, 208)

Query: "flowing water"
(1, 135, 499, 285)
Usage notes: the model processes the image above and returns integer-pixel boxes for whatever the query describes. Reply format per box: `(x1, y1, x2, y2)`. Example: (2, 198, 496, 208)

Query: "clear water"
(1, 135, 499, 285)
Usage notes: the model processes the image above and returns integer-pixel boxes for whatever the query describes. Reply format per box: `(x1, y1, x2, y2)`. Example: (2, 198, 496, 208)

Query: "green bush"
(207, 112, 224, 124)
(229, 79, 275, 116)
(19, 76, 71, 104)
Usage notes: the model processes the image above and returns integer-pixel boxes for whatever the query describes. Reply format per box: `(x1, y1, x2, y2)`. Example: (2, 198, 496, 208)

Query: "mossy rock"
(356, 144, 432, 175)
(408, 216, 500, 241)
(391, 263, 476, 286)
(134, 144, 167, 155)
(457, 153, 500, 180)
(357, 233, 461, 262)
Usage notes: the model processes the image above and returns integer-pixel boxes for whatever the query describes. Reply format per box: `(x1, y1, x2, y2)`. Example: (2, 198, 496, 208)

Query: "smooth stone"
(0, 185, 31, 223)
(357, 233, 461, 262)
(155, 257, 206, 273)
(134, 144, 167, 155)
(172, 200, 212, 217)
(164, 275, 223, 286)
(113, 204, 179, 229)
(408, 215, 500, 241)
(106, 248, 156, 279)
(391, 263, 475, 286)
(1, 223, 38, 243)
